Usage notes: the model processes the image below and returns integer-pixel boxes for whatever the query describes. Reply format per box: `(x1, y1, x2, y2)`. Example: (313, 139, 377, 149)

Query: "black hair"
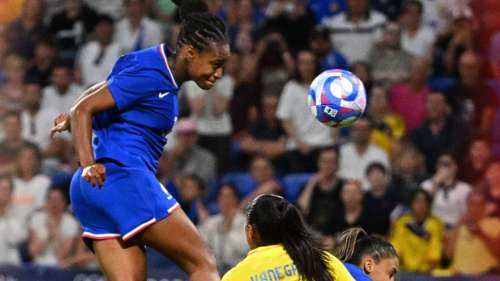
(310, 26, 330, 42)
(219, 183, 241, 201)
(365, 162, 387, 177)
(293, 49, 320, 84)
(95, 13, 114, 25)
(403, 0, 423, 15)
(335, 228, 398, 265)
(246, 194, 333, 281)
(410, 188, 433, 207)
(183, 174, 206, 192)
(173, 0, 227, 51)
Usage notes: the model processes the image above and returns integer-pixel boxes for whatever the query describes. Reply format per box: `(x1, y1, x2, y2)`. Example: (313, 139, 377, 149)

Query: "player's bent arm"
(70, 84, 117, 167)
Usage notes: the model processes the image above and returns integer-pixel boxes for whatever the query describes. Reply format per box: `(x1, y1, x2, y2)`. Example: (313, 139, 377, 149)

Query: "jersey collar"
(159, 43, 179, 89)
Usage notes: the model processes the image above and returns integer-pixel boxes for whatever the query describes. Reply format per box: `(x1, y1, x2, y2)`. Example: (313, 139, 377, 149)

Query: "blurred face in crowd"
(261, 95, 278, 123)
(238, 0, 253, 22)
(459, 52, 480, 85)
(369, 86, 388, 115)
(23, 83, 43, 110)
(34, 42, 56, 65)
(367, 167, 388, 193)
(52, 66, 73, 92)
(399, 149, 420, 174)
(23, 0, 43, 21)
(469, 139, 491, 167)
(309, 36, 330, 58)
(411, 191, 429, 222)
(47, 189, 67, 215)
(348, 0, 368, 17)
(350, 118, 372, 146)
(65, 0, 82, 18)
(17, 145, 40, 178)
(3, 114, 22, 143)
(351, 63, 370, 85)
(95, 20, 114, 45)
(224, 53, 240, 78)
(317, 149, 338, 178)
(485, 162, 500, 199)
(0, 178, 13, 207)
(435, 154, 457, 180)
(382, 23, 401, 49)
(5, 54, 26, 84)
(218, 185, 239, 215)
(341, 181, 363, 207)
(409, 58, 429, 85)
(177, 129, 198, 151)
(426, 92, 448, 121)
(180, 177, 202, 201)
(297, 50, 316, 84)
(400, 1, 422, 28)
(127, 0, 145, 20)
(250, 157, 274, 184)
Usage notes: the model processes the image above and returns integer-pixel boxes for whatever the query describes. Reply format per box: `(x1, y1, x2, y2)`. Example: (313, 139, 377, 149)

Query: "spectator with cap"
(369, 22, 413, 86)
(115, 0, 162, 53)
(0, 175, 27, 265)
(49, 0, 99, 62)
(399, 0, 436, 58)
(199, 184, 247, 271)
(338, 116, 389, 190)
(309, 26, 348, 72)
(77, 14, 121, 87)
(322, 0, 387, 63)
(42, 63, 85, 113)
(445, 51, 498, 134)
(412, 91, 466, 173)
(166, 118, 217, 186)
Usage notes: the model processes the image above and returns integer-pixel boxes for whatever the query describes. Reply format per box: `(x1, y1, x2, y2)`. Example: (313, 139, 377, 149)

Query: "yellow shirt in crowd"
(452, 217, 500, 275)
(391, 214, 444, 273)
(222, 244, 355, 281)
(0, 0, 24, 25)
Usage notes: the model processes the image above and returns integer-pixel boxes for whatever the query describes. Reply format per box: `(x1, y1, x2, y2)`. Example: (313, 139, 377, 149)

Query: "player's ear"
(184, 44, 197, 62)
(361, 256, 375, 274)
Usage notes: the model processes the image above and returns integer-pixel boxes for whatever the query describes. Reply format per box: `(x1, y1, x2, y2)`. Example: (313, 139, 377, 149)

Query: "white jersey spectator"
(42, 64, 84, 113)
(322, 0, 386, 63)
(400, 0, 436, 57)
(84, 0, 125, 20)
(114, 0, 162, 53)
(78, 14, 121, 87)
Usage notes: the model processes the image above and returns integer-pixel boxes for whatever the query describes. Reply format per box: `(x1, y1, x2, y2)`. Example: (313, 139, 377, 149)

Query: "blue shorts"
(70, 160, 179, 242)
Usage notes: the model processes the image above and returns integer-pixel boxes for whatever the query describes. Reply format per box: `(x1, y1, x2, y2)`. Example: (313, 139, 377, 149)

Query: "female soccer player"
(222, 194, 354, 281)
(335, 228, 399, 281)
(50, 0, 229, 280)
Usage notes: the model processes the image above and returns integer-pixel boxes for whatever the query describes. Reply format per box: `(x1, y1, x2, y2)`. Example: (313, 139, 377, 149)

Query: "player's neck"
(169, 59, 189, 85)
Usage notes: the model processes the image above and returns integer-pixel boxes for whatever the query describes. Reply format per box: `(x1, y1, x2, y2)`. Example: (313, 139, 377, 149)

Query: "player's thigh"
(93, 239, 147, 281)
(137, 209, 216, 274)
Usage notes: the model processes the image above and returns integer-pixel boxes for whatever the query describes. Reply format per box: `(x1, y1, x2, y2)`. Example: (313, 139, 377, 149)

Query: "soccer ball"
(308, 69, 367, 127)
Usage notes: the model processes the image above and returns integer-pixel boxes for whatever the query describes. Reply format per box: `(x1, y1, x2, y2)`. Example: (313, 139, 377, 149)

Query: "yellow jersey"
(221, 244, 355, 281)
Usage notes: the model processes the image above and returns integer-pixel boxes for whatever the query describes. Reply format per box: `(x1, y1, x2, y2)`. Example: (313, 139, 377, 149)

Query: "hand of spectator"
(432, 167, 449, 190)
(82, 163, 106, 188)
(50, 113, 71, 137)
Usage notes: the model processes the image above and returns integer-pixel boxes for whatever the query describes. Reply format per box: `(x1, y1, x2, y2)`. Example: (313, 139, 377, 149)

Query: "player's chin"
(196, 80, 215, 90)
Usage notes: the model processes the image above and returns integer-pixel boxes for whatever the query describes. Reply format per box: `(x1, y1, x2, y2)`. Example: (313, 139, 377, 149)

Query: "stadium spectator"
(447, 191, 500, 275)
(0, 0, 24, 25)
(0, 112, 25, 175)
(322, 0, 387, 63)
(20, 82, 59, 151)
(277, 50, 337, 173)
(308, 0, 346, 23)
(445, 51, 498, 134)
(350, 61, 373, 94)
(25, 40, 57, 87)
(338, 116, 389, 189)
(239, 95, 287, 173)
(114, 0, 162, 53)
(12, 142, 51, 224)
(5, 0, 47, 60)
(42, 63, 84, 113)
(367, 84, 405, 155)
(458, 135, 492, 187)
(239, 155, 282, 209)
(329, 179, 369, 236)
(391, 189, 444, 273)
(484, 161, 500, 217)
(185, 58, 234, 176)
(199, 184, 247, 271)
(28, 188, 79, 266)
(363, 163, 397, 236)
(298, 148, 343, 235)
(84, 0, 125, 20)
(49, 0, 99, 63)
(166, 118, 217, 186)
(0, 175, 26, 265)
(389, 57, 430, 135)
(489, 31, 500, 80)
(77, 14, 121, 87)
(421, 153, 471, 229)
(412, 91, 465, 173)
(309, 26, 348, 72)
(369, 22, 413, 86)
(0, 53, 27, 113)
(176, 174, 209, 225)
(399, 0, 435, 58)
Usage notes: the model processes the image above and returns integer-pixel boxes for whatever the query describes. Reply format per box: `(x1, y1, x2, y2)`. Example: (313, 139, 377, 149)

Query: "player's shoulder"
(324, 251, 356, 281)
(221, 256, 251, 281)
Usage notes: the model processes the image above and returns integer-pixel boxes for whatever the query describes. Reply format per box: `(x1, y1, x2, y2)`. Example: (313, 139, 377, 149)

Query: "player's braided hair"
(172, 0, 227, 51)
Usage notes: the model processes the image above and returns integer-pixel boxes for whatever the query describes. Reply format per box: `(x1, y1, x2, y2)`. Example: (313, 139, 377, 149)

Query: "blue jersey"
(92, 44, 179, 173)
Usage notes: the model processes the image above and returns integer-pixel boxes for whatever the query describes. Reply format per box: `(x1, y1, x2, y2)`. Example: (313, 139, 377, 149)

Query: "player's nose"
(214, 67, 223, 80)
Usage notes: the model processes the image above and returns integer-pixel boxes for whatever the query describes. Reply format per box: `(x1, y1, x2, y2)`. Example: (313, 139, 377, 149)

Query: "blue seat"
(281, 173, 313, 204)
(220, 173, 256, 198)
(427, 78, 456, 92)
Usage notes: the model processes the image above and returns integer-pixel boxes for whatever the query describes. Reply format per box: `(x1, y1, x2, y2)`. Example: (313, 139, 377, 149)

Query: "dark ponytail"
(335, 228, 397, 265)
(172, 0, 227, 51)
(246, 194, 333, 281)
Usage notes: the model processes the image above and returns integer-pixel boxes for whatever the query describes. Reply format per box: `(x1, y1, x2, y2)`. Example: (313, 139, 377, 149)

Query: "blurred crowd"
(0, 0, 500, 277)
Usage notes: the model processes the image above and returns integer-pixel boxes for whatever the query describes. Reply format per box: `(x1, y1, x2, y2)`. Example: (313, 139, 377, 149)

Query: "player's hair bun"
(172, 0, 210, 19)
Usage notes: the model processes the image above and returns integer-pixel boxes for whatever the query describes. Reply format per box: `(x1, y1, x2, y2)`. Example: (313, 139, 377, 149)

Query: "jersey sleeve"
(107, 55, 161, 111)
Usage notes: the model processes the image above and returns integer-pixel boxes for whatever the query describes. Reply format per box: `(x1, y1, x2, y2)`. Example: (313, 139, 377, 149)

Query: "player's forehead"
(203, 42, 230, 61)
